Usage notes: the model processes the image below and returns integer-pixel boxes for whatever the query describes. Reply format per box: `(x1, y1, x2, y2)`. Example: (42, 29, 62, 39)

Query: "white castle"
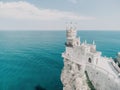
(61, 24, 120, 90)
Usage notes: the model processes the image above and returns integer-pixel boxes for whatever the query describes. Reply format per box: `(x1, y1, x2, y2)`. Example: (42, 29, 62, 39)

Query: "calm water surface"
(0, 31, 120, 90)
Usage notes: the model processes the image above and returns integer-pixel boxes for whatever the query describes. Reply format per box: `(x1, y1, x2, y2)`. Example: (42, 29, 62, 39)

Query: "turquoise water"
(0, 31, 120, 90)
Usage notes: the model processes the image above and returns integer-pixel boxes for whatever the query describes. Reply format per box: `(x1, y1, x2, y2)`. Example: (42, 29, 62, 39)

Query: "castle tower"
(61, 24, 89, 90)
(65, 23, 80, 47)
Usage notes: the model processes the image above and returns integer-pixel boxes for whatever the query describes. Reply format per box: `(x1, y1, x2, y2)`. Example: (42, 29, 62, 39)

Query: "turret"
(66, 26, 77, 39)
(65, 23, 80, 47)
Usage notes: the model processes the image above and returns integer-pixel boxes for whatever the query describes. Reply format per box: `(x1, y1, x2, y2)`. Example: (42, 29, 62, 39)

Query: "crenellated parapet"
(65, 23, 80, 47)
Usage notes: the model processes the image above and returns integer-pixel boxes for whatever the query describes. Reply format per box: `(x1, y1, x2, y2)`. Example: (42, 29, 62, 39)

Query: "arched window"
(88, 58, 92, 63)
(77, 64, 81, 71)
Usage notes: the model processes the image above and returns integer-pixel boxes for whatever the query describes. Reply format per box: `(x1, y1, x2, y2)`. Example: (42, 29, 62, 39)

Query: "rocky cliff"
(61, 59, 90, 90)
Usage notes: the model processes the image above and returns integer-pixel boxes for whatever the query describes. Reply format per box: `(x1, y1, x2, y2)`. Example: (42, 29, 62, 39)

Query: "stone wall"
(86, 65, 120, 90)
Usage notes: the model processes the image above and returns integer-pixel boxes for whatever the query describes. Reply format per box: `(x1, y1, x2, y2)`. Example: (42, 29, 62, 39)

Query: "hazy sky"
(0, 0, 120, 30)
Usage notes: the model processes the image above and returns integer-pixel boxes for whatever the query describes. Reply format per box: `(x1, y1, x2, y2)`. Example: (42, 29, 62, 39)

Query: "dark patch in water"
(35, 85, 46, 90)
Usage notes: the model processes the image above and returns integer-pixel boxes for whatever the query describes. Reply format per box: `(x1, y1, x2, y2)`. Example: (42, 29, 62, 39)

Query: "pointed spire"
(84, 40, 87, 44)
(93, 40, 95, 45)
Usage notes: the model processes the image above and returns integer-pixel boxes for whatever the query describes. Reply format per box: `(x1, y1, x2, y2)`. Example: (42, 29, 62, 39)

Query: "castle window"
(77, 64, 81, 71)
(88, 58, 92, 63)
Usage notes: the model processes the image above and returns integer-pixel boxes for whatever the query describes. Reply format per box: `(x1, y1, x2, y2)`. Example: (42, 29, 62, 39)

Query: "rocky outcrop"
(61, 59, 90, 90)
(61, 24, 120, 90)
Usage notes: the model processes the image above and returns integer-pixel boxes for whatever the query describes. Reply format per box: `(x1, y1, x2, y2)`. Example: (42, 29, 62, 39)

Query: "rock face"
(61, 59, 90, 90)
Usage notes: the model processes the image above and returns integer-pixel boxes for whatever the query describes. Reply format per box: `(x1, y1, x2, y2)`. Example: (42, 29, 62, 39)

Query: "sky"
(0, 0, 120, 30)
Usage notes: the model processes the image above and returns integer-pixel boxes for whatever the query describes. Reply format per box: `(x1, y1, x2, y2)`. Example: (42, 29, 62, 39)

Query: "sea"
(0, 31, 120, 90)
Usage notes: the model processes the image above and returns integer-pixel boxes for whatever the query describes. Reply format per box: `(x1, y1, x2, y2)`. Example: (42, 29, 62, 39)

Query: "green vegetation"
(85, 71, 96, 90)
